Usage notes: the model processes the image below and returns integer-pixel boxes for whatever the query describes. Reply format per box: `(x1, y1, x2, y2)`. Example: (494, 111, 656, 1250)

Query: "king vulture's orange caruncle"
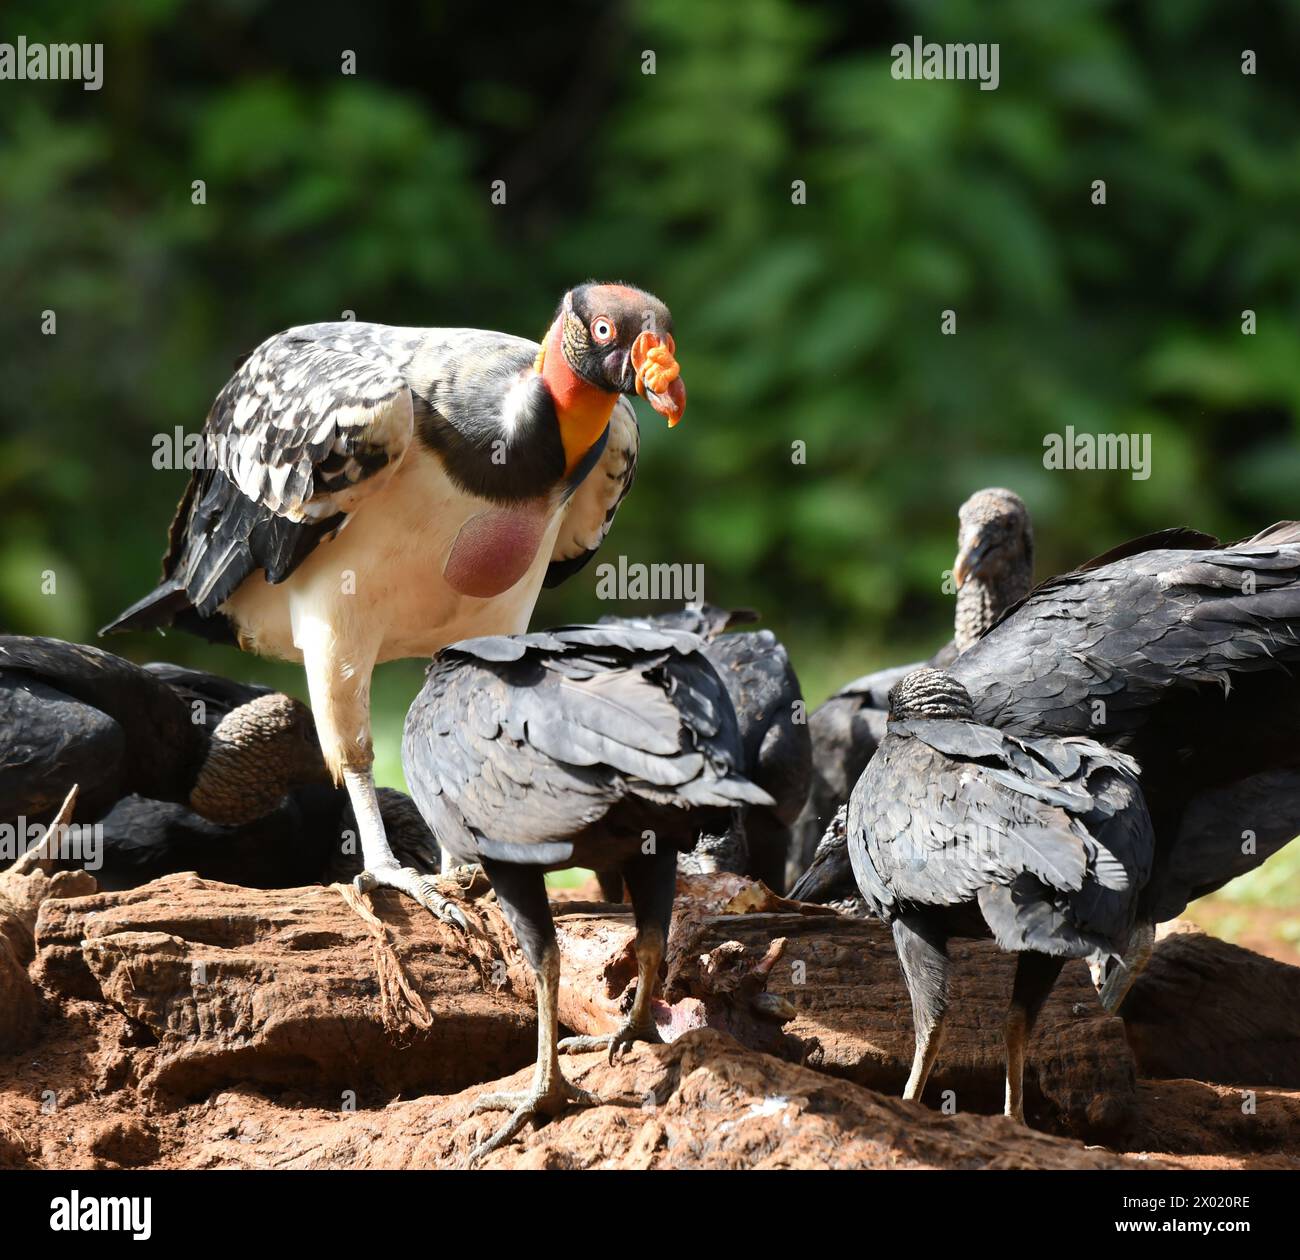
(104, 284, 686, 922)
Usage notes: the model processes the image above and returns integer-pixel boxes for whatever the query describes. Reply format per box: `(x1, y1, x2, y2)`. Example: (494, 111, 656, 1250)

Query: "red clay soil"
(1, 870, 1297, 1171)
(2, 995, 1294, 1171)
(0, 1002, 1152, 1171)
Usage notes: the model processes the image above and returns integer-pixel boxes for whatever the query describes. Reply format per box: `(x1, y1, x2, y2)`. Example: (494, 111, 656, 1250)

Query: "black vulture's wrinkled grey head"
(953, 487, 1034, 590)
(888, 668, 975, 721)
(188, 693, 331, 824)
(952, 487, 1035, 651)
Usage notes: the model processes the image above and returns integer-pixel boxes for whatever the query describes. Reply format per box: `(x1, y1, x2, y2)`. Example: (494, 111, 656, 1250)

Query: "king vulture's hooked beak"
(631, 331, 687, 427)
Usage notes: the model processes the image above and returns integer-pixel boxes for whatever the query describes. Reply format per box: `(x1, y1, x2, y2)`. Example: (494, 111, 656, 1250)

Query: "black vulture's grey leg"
(594, 867, 625, 903)
(467, 859, 599, 1163)
(561, 849, 674, 1061)
(892, 916, 950, 1104)
(1004, 950, 1065, 1123)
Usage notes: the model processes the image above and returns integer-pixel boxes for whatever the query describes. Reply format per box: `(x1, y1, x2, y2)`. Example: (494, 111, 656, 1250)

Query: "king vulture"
(104, 285, 686, 924)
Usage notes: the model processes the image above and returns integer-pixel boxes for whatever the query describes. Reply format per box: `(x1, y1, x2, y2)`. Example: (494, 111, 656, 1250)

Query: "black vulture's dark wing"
(699, 629, 810, 820)
(599, 612, 806, 808)
(973, 737, 1153, 958)
(141, 662, 272, 727)
(0, 637, 205, 783)
(1149, 769, 1300, 920)
(402, 624, 772, 866)
(955, 532, 1300, 739)
(791, 662, 916, 883)
(848, 720, 1151, 958)
(599, 604, 760, 640)
(0, 636, 219, 825)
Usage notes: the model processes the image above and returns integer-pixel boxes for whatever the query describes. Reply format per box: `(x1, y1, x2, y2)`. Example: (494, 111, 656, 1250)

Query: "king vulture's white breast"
(222, 445, 565, 664)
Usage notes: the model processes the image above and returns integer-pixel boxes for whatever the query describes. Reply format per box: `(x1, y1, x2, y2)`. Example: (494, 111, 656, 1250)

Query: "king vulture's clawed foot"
(353, 864, 471, 933)
(467, 1075, 602, 1165)
(343, 766, 471, 931)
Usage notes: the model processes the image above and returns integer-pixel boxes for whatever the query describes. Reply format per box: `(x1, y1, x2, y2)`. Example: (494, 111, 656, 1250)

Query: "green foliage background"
(2, 1, 1299, 930)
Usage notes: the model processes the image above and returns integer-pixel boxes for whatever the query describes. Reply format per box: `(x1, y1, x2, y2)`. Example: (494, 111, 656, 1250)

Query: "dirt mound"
(1, 870, 1297, 1169)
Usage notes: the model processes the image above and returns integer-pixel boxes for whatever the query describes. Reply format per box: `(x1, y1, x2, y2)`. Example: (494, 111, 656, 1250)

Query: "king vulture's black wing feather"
(545, 397, 639, 588)
(102, 322, 425, 634)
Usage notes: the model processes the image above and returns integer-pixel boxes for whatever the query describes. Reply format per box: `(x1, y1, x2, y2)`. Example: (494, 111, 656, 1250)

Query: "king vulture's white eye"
(591, 317, 616, 344)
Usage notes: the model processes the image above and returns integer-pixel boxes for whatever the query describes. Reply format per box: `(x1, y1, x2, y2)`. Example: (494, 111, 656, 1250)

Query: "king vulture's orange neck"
(536, 317, 617, 476)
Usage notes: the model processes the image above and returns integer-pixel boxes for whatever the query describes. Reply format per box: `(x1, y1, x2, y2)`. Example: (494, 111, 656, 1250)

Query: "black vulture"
(0, 636, 438, 890)
(595, 604, 812, 892)
(951, 520, 1300, 1007)
(0, 636, 327, 828)
(401, 623, 771, 1160)
(104, 285, 685, 927)
(793, 522, 1300, 1006)
(800, 517, 1300, 1003)
(86, 788, 436, 893)
(847, 668, 1153, 1120)
(791, 488, 1034, 895)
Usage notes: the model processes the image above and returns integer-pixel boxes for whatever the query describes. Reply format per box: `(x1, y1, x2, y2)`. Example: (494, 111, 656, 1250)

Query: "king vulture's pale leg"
(297, 611, 466, 930)
(343, 768, 466, 929)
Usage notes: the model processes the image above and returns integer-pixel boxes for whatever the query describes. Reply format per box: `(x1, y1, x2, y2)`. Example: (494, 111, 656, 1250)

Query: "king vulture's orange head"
(544, 282, 687, 427)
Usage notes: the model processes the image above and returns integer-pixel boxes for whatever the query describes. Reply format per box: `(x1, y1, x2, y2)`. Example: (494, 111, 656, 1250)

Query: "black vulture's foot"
(355, 864, 471, 932)
(559, 1016, 664, 1065)
(466, 1076, 601, 1165)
